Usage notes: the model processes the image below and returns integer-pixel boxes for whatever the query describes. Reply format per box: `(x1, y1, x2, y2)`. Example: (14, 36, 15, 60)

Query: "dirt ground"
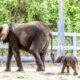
(0, 63, 80, 80)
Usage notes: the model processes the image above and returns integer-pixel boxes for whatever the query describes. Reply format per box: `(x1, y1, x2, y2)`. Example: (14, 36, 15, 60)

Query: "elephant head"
(0, 24, 9, 41)
(55, 56, 66, 63)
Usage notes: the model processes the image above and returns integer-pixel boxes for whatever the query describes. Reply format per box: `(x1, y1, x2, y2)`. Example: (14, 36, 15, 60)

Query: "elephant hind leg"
(29, 44, 44, 71)
(40, 43, 49, 70)
(29, 35, 48, 71)
(40, 52, 46, 70)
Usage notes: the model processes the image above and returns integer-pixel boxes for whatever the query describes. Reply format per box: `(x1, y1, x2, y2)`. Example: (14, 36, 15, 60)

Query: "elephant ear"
(0, 24, 9, 41)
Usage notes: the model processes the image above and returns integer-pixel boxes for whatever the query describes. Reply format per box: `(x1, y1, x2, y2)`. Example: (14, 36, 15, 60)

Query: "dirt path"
(0, 66, 80, 80)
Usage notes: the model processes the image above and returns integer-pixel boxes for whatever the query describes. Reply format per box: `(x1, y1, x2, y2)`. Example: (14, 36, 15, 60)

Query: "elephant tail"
(49, 33, 54, 62)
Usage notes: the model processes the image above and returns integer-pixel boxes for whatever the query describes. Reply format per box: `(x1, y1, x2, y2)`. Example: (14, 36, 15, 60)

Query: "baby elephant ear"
(0, 24, 9, 41)
(61, 56, 66, 62)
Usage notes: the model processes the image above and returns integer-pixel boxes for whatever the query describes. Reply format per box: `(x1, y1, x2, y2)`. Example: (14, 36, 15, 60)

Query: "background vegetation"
(0, 0, 80, 32)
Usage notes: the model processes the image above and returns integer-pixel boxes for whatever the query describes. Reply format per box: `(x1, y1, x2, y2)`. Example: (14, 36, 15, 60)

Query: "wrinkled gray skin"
(55, 56, 78, 75)
(0, 21, 51, 71)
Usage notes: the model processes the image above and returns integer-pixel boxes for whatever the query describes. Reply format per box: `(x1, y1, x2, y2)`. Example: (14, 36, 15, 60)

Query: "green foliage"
(64, 0, 80, 32)
(0, 0, 58, 31)
(0, 0, 80, 32)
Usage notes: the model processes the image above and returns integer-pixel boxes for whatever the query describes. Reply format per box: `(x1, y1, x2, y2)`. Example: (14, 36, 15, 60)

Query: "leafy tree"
(0, 0, 80, 32)
(64, 0, 80, 32)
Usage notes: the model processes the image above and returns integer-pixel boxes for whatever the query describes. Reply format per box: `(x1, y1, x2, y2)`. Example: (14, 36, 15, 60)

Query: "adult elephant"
(0, 21, 52, 71)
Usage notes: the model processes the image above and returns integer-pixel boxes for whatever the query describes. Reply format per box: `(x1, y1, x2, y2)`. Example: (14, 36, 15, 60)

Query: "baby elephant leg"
(61, 64, 66, 73)
(67, 65, 69, 73)
(71, 64, 78, 75)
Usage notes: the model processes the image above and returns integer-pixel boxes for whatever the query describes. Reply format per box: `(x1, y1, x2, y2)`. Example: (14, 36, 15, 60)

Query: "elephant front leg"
(5, 45, 13, 71)
(12, 47, 23, 71)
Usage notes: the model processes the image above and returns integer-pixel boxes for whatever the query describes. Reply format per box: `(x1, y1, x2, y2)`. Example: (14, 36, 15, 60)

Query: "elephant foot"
(37, 67, 45, 71)
(5, 68, 11, 72)
(17, 68, 24, 72)
(73, 72, 78, 76)
(61, 71, 64, 74)
(67, 71, 70, 73)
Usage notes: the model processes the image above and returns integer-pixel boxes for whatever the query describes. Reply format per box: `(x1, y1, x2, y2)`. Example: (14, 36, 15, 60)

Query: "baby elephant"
(55, 56, 78, 75)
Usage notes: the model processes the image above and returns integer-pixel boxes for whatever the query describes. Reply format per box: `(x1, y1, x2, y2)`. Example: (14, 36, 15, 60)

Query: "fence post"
(72, 35, 77, 56)
(57, 0, 65, 57)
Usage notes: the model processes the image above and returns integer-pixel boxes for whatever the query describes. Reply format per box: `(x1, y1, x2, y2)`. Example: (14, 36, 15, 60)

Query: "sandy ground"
(0, 64, 80, 80)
